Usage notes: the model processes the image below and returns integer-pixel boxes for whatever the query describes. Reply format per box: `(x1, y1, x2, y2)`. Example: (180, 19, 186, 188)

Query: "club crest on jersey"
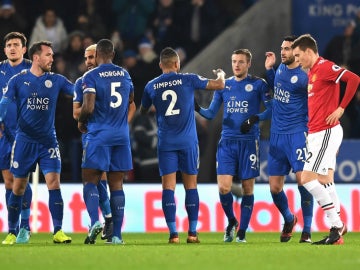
(332, 65, 341, 72)
(45, 80, 52, 88)
(311, 74, 317, 83)
(245, 84, 253, 92)
(290, 75, 298, 83)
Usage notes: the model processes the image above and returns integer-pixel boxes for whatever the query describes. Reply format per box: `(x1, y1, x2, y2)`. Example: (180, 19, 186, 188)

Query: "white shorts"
(303, 124, 343, 175)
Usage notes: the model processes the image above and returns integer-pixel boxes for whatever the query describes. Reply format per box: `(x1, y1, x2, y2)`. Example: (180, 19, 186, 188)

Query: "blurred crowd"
(0, 0, 255, 182)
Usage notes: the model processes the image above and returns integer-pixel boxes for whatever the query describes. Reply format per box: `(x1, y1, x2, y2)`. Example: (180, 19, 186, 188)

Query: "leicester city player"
(0, 41, 73, 244)
(73, 44, 113, 244)
(140, 47, 225, 244)
(196, 49, 272, 243)
(0, 32, 33, 244)
(78, 39, 136, 245)
(265, 35, 314, 243)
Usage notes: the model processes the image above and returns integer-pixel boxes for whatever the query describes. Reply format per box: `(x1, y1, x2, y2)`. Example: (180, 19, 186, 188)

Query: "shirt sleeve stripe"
(335, 70, 347, 84)
(83, 88, 96, 94)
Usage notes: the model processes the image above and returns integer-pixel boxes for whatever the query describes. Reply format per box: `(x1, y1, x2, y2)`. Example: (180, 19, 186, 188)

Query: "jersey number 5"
(110, 82, 122, 108)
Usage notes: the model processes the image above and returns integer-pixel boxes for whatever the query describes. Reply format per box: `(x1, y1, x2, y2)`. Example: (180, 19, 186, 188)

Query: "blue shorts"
(158, 143, 199, 176)
(268, 132, 307, 176)
(0, 138, 12, 170)
(82, 139, 132, 172)
(216, 138, 259, 179)
(10, 140, 61, 178)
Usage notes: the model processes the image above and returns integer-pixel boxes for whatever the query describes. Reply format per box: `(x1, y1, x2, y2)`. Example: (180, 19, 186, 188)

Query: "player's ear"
(174, 60, 180, 70)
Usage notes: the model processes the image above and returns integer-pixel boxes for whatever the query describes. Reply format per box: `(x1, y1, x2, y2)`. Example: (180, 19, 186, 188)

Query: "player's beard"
(41, 63, 52, 72)
(283, 56, 295, 66)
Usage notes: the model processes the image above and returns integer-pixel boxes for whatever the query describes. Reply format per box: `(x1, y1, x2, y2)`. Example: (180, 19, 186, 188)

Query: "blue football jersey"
(73, 76, 83, 104)
(82, 63, 134, 146)
(267, 64, 308, 134)
(4, 70, 74, 145)
(0, 59, 32, 134)
(142, 72, 208, 150)
(212, 75, 271, 139)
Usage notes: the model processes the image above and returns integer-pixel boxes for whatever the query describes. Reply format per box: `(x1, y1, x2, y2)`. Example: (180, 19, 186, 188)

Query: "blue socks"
(240, 194, 254, 231)
(5, 189, 11, 208)
(162, 189, 177, 235)
(7, 193, 22, 234)
(97, 180, 111, 217)
(6, 183, 32, 232)
(271, 190, 293, 223)
(83, 183, 100, 226)
(110, 190, 125, 239)
(20, 183, 32, 230)
(49, 189, 64, 234)
(162, 189, 200, 235)
(298, 185, 313, 234)
(219, 192, 235, 220)
(185, 189, 199, 234)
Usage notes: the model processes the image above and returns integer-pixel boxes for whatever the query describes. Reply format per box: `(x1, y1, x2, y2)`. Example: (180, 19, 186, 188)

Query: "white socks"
(324, 182, 340, 216)
(303, 180, 342, 228)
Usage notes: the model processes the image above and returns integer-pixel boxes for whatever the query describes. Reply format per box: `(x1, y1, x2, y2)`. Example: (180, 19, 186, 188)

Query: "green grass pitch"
(0, 232, 359, 270)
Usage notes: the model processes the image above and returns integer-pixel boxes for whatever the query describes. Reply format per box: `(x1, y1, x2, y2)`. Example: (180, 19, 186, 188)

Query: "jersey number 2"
(162, 90, 180, 116)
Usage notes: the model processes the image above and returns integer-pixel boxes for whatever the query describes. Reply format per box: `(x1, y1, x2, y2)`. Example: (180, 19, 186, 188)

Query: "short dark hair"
(232, 49, 252, 62)
(28, 41, 52, 60)
(96, 39, 114, 57)
(160, 47, 178, 67)
(283, 35, 298, 42)
(4, 32, 27, 47)
(291, 34, 318, 54)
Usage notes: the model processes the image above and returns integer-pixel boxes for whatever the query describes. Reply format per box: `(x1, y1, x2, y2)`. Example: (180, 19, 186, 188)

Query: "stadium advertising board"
(0, 183, 359, 233)
(292, 0, 360, 54)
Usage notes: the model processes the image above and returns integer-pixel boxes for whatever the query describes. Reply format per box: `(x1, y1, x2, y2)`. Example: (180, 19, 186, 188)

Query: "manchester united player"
(292, 34, 360, 245)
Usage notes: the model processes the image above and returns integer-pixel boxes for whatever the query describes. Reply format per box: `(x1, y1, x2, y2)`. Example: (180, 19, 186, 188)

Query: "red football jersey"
(307, 57, 346, 133)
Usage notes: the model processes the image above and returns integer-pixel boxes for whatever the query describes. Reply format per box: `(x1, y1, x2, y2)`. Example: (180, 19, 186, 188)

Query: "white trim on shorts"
(303, 124, 343, 175)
